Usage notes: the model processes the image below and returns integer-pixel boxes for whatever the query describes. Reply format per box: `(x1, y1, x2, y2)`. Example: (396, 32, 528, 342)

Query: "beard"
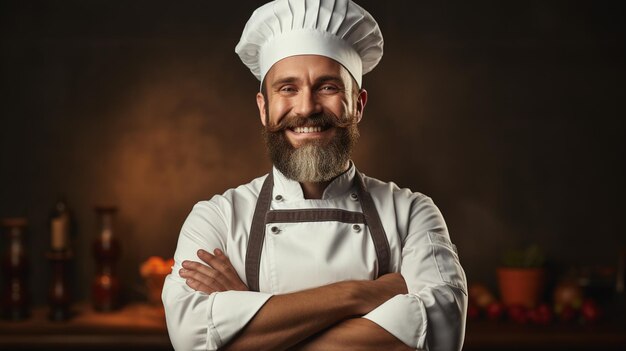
(262, 112, 360, 183)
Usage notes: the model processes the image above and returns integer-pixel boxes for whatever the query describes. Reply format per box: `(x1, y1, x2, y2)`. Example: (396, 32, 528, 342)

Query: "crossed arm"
(179, 249, 414, 351)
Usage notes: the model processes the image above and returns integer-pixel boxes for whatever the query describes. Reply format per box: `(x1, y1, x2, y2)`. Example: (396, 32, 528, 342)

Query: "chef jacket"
(162, 162, 467, 351)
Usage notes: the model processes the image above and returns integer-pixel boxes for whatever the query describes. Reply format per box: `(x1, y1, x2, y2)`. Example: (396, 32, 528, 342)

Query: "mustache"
(265, 112, 354, 133)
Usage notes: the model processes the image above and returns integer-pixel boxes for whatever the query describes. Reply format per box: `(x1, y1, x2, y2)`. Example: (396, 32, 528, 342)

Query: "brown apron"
(245, 169, 391, 292)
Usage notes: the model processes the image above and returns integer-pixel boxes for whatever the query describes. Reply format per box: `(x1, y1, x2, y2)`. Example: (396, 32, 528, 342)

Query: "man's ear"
(355, 89, 368, 123)
(256, 92, 267, 126)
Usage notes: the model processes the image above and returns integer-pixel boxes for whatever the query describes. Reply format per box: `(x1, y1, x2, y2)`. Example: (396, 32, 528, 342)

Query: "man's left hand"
(179, 249, 248, 294)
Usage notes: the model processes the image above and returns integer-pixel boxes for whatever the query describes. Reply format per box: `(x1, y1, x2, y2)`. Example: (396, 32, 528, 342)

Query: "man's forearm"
(291, 318, 415, 351)
(221, 273, 407, 351)
(220, 281, 359, 351)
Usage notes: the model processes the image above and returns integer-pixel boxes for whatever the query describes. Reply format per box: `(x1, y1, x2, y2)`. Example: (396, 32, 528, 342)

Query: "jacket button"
(350, 193, 358, 201)
(270, 226, 280, 234)
(274, 194, 283, 201)
(352, 224, 362, 233)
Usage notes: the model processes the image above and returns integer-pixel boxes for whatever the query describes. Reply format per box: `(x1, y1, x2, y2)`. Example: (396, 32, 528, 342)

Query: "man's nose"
(294, 89, 322, 117)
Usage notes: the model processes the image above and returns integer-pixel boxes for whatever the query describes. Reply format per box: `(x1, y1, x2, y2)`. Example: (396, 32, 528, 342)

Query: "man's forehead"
(266, 55, 352, 83)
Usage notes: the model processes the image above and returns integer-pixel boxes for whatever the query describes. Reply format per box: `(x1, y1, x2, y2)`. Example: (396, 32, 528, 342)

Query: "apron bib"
(245, 169, 391, 292)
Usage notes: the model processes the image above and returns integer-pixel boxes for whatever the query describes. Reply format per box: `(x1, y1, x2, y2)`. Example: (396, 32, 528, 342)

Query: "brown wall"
(1, 0, 624, 304)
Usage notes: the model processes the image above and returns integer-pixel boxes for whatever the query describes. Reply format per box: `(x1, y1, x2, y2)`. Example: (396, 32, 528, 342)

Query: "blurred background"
(0, 0, 624, 350)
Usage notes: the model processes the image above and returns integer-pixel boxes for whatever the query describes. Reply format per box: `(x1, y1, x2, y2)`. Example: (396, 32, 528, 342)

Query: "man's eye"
(319, 85, 339, 93)
(279, 86, 297, 93)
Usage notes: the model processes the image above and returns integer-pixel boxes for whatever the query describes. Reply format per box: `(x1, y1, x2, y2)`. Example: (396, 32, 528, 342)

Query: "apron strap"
(245, 169, 391, 292)
(245, 172, 274, 292)
(355, 170, 391, 276)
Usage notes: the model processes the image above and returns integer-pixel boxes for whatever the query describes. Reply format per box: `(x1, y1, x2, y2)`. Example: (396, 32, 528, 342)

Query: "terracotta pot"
(497, 267, 545, 308)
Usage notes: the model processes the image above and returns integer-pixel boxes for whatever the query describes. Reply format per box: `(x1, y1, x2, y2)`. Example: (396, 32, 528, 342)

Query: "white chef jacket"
(162, 163, 467, 351)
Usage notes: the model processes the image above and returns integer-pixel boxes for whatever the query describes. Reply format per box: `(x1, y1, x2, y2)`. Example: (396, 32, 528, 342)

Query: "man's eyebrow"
(315, 75, 344, 85)
(271, 76, 299, 89)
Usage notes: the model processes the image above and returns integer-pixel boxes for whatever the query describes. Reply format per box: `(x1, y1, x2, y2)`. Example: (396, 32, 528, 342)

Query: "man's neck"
(300, 181, 332, 199)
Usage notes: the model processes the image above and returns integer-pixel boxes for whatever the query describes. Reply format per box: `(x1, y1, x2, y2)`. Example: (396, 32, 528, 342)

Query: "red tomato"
(580, 299, 601, 323)
(507, 305, 529, 324)
(486, 301, 505, 321)
(529, 303, 553, 325)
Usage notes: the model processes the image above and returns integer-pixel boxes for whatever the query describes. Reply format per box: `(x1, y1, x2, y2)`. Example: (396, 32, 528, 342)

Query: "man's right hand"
(179, 248, 249, 294)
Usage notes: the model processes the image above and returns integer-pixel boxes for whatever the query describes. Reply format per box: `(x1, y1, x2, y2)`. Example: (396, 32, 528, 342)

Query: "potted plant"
(497, 245, 546, 308)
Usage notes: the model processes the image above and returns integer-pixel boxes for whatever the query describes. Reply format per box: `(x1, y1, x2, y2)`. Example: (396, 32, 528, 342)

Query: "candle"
(50, 214, 69, 251)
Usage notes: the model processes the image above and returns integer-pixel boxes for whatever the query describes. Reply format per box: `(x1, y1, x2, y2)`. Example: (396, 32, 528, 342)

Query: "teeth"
(294, 126, 323, 133)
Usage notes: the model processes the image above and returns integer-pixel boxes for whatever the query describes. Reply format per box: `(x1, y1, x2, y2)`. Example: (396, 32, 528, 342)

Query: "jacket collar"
(271, 161, 356, 201)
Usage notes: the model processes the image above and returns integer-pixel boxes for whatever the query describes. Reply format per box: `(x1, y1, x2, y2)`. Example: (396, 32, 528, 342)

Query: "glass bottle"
(92, 206, 121, 312)
(1, 217, 30, 320)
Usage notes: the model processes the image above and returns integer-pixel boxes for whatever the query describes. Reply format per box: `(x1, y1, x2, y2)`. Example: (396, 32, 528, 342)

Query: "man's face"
(256, 55, 367, 183)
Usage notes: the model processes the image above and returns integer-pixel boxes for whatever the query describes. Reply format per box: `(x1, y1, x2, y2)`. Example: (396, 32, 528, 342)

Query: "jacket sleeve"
(363, 196, 468, 351)
(162, 201, 273, 350)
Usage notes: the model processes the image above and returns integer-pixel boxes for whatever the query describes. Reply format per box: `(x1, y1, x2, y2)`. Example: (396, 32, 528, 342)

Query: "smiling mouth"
(293, 126, 322, 133)
(290, 125, 331, 134)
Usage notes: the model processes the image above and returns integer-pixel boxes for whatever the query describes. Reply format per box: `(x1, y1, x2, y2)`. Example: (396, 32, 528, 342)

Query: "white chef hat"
(235, 0, 383, 88)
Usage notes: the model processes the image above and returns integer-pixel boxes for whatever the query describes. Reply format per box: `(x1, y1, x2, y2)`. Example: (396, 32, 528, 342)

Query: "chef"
(162, 1, 467, 350)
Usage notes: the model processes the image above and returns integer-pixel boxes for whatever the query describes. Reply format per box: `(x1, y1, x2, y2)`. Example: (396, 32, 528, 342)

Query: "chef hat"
(235, 0, 383, 88)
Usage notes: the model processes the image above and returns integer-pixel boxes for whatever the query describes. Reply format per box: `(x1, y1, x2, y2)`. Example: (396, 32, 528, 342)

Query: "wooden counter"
(464, 318, 626, 351)
(2, 302, 625, 350)
(0, 303, 171, 350)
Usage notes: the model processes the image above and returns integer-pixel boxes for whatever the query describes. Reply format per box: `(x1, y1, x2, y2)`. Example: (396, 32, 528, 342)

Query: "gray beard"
(263, 123, 359, 183)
